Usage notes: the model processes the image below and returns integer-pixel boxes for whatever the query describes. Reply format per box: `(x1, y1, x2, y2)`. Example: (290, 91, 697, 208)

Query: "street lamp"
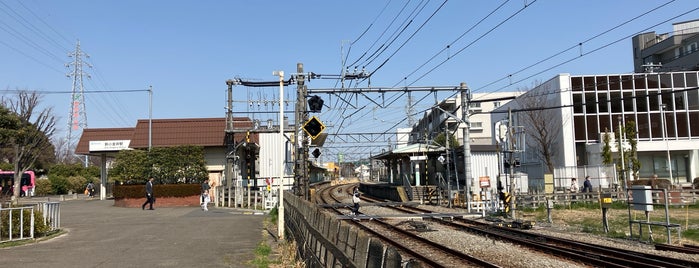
(273, 70, 285, 240)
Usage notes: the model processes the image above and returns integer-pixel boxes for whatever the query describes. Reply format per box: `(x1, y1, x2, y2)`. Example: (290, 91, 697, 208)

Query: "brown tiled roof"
(75, 117, 258, 154)
(75, 128, 135, 155)
(129, 117, 255, 149)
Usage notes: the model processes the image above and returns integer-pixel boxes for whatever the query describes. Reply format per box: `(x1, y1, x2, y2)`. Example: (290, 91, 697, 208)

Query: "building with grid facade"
(493, 71, 699, 185)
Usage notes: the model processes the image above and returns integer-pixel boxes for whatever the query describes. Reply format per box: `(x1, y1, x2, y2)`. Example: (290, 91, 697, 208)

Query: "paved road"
(1, 198, 265, 268)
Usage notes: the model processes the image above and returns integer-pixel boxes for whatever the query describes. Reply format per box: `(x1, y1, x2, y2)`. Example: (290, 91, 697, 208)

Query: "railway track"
(354, 186, 699, 268)
(315, 183, 501, 267)
(656, 243, 699, 255)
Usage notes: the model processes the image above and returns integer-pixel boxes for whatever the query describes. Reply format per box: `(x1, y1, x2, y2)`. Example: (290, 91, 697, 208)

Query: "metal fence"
(0, 205, 35, 243)
(553, 164, 618, 190)
(0, 202, 61, 243)
(38, 202, 61, 230)
(526, 164, 618, 193)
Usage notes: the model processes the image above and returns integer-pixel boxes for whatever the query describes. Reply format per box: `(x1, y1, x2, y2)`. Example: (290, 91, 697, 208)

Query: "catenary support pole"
(460, 82, 472, 213)
(275, 70, 285, 240)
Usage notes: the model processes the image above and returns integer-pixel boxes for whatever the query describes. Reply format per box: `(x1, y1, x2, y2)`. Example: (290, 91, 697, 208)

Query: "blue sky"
(1, 0, 698, 160)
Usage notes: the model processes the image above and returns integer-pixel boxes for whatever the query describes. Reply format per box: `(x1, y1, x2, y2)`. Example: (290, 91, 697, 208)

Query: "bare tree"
(2, 91, 57, 201)
(515, 85, 563, 173)
(53, 136, 76, 164)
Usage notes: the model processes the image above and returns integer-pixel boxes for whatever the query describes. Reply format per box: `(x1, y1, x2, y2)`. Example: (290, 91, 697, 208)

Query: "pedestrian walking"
(86, 182, 95, 198)
(201, 179, 211, 211)
(142, 177, 155, 210)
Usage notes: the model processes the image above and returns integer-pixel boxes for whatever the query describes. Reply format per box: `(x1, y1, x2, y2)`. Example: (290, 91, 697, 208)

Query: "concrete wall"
(284, 192, 403, 268)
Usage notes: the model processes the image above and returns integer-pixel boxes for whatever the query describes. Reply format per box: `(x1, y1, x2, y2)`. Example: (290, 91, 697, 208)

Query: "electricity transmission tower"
(66, 40, 91, 161)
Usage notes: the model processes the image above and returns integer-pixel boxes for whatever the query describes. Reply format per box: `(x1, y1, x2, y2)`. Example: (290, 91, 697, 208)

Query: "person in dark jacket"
(582, 176, 593, 199)
(142, 177, 155, 210)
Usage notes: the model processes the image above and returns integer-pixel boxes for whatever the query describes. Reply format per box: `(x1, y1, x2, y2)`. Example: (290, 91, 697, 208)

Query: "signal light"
(308, 95, 324, 113)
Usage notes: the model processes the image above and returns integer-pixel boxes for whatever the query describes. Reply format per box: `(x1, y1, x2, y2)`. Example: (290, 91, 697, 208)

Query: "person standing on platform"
(142, 177, 155, 210)
(570, 178, 579, 201)
(351, 189, 360, 216)
(582, 176, 593, 199)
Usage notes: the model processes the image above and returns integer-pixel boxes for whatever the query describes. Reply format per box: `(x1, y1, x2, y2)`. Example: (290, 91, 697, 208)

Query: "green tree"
(432, 132, 460, 149)
(601, 127, 613, 165)
(1, 91, 57, 202)
(0, 105, 21, 146)
(110, 149, 151, 183)
(616, 120, 640, 184)
(49, 163, 100, 180)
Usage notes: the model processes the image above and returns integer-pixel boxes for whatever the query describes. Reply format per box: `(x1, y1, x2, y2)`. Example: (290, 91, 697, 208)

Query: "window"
(494, 101, 501, 108)
(470, 122, 483, 128)
(470, 102, 482, 111)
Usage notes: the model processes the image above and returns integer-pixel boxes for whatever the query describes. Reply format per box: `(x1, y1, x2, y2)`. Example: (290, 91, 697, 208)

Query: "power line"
(391, 0, 511, 88)
(471, 0, 680, 94)
(405, 0, 537, 87)
(369, 0, 449, 76)
(346, 0, 411, 68)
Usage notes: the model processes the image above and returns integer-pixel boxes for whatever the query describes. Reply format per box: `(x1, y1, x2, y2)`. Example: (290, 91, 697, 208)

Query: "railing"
(215, 185, 272, 211)
(402, 174, 413, 200)
(38, 202, 61, 231)
(0, 202, 61, 244)
(0, 205, 35, 243)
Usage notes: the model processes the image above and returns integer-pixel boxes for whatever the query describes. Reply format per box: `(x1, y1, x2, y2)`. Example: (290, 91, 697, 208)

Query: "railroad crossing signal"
(303, 116, 325, 139)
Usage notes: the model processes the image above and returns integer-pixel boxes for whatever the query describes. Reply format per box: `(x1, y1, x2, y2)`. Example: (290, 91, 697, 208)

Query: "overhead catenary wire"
(470, 0, 680, 95)
(404, 0, 537, 87)
(368, 0, 450, 76)
(475, 5, 699, 96)
(344, 0, 405, 70)
(356, 1, 688, 144)
(391, 0, 511, 88)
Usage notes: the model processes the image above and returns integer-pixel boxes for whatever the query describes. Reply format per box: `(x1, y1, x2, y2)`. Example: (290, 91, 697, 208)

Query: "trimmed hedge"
(113, 184, 201, 199)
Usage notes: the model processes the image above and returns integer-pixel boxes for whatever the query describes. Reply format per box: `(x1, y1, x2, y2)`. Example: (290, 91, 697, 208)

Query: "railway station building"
(75, 117, 298, 202)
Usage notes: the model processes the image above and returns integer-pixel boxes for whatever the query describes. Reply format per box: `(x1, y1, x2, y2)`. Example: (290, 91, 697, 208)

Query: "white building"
(493, 71, 699, 187)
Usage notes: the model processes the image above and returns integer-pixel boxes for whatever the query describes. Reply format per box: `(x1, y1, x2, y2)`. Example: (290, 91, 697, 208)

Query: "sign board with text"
(89, 140, 131, 152)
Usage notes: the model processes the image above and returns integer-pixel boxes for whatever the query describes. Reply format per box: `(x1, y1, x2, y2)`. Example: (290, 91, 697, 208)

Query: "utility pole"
(460, 82, 472, 213)
(295, 63, 310, 200)
(225, 79, 238, 208)
(273, 70, 285, 240)
(508, 108, 516, 219)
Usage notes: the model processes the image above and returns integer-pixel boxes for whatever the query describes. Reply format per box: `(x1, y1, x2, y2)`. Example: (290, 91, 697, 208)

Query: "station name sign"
(89, 140, 131, 151)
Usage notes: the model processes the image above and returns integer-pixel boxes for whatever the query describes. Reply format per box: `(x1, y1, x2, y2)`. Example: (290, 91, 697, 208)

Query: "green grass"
(0, 229, 65, 248)
(249, 241, 274, 268)
(527, 203, 699, 244)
